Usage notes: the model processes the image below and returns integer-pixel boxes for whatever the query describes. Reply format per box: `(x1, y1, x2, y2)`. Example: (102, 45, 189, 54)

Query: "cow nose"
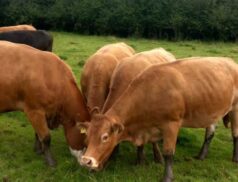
(81, 156, 92, 167)
(80, 156, 99, 169)
(85, 158, 92, 166)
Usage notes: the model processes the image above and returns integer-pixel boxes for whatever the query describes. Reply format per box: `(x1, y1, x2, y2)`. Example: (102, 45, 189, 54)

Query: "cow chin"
(69, 147, 86, 163)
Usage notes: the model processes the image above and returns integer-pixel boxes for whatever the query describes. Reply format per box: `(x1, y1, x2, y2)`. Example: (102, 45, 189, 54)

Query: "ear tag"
(80, 128, 87, 134)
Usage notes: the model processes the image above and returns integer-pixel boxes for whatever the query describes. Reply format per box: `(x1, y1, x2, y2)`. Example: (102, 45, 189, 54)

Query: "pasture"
(0, 31, 238, 182)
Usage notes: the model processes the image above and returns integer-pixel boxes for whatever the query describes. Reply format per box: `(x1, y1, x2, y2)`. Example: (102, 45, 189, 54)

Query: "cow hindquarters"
(162, 121, 181, 182)
(25, 108, 56, 167)
(196, 124, 216, 160)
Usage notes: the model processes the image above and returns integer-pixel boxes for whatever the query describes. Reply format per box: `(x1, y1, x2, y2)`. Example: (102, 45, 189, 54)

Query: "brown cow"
(79, 57, 238, 182)
(80, 42, 135, 113)
(102, 48, 176, 164)
(0, 24, 36, 33)
(0, 41, 90, 166)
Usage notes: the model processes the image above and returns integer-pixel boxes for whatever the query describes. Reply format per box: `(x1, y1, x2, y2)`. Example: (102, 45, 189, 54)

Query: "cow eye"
(101, 133, 109, 143)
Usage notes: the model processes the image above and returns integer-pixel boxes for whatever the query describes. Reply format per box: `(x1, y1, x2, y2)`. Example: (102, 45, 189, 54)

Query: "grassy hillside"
(0, 32, 238, 182)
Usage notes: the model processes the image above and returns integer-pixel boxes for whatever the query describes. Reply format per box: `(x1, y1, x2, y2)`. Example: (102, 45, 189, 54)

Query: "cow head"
(66, 125, 88, 163)
(78, 114, 124, 170)
(63, 115, 89, 163)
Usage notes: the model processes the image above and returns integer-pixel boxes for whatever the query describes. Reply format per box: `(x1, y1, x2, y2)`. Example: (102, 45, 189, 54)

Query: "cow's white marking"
(69, 147, 85, 163)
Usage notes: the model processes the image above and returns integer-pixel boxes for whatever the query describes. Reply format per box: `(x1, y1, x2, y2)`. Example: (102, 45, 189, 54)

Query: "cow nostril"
(86, 159, 92, 166)
(82, 157, 92, 166)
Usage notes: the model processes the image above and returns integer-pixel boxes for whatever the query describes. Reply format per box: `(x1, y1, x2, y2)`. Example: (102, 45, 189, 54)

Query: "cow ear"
(76, 122, 90, 134)
(111, 122, 124, 135)
(90, 107, 100, 116)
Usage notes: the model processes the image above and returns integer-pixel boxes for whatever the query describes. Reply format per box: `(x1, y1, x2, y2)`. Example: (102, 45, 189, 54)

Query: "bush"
(0, 0, 237, 41)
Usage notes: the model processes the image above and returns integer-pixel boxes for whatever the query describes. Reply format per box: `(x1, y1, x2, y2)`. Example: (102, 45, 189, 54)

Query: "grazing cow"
(0, 30, 53, 51)
(0, 41, 90, 166)
(79, 57, 238, 182)
(102, 48, 176, 164)
(0, 24, 36, 33)
(80, 42, 135, 114)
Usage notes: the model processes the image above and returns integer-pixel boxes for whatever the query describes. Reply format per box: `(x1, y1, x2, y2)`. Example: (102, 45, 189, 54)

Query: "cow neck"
(106, 95, 159, 146)
(105, 85, 142, 141)
(62, 81, 90, 126)
(105, 81, 157, 145)
(61, 81, 90, 150)
(87, 81, 108, 112)
(106, 94, 133, 125)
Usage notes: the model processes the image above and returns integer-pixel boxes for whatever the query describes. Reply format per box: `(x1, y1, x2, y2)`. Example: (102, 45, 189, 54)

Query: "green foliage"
(0, 0, 238, 40)
(1, 32, 238, 181)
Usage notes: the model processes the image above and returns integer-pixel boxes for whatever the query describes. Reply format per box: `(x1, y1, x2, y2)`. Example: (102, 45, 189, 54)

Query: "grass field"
(1, 32, 238, 182)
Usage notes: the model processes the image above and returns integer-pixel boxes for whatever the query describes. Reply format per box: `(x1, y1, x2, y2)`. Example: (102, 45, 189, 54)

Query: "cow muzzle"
(80, 156, 100, 170)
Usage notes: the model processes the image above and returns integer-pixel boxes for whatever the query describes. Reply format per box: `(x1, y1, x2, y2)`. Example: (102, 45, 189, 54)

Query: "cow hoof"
(161, 177, 173, 182)
(194, 155, 205, 161)
(135, 160, 144, 165)
(154, 157, 164, 164)
(34, 143, 43, 155)
(34, 148, 43, 155)
(46, 157, 57, 167)
(232, 157, 238, 163)
(45, 155, 57, 167)
(2, 176, 9, 182)
(135, 158, 147, 165)
(153, 154, 164, 164)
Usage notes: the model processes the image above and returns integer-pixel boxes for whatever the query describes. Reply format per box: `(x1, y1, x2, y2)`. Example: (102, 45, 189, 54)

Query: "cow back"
(81, 42, 135, 112)
(0, 25, 36, 33)
(102, 48, 176, 112)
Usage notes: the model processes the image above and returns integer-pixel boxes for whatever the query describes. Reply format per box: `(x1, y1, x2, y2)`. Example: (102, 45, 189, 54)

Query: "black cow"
(0, 30, 53, 51)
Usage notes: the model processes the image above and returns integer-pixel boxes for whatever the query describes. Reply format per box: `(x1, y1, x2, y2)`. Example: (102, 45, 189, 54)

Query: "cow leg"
(230, 110, 238, 163)
(25, 109, 56, 167)
(152, 142, 164, 164)
(34, 133, 43, 155)
(196, 124, 215, 160)
(162, 122, 180, 182)
(136, 145, 146, 165)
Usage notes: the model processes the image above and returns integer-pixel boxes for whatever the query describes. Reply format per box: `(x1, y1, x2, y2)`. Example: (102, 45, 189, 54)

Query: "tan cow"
(0, 24, 36, 33)
(102, 48, 176, 164)
(0, 41, 90, 166)
(80, 42, 135, 113)
(79, 57, 238, 182)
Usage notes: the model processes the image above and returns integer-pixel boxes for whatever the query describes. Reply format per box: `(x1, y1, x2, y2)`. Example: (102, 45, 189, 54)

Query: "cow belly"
(181, 85, 235, 128)
(182, 108, 229, 128)
(182, 118, 218, 128)
(0, 101, 24, 112)
(129, 127, 161, 146)
(0, 90, 25, 112)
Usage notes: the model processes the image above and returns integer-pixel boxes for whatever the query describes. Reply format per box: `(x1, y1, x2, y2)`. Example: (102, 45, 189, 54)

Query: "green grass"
(1, 32, 238, 182)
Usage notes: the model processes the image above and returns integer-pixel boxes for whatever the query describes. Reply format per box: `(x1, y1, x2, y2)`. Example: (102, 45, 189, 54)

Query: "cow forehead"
(89, 122, 110, 135)
(91, 116, 111, 129)
(91, 113, 111, 121)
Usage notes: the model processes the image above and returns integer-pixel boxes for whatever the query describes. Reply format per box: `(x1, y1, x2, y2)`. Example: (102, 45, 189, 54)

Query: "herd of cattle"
(0, 24, 238, 182)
